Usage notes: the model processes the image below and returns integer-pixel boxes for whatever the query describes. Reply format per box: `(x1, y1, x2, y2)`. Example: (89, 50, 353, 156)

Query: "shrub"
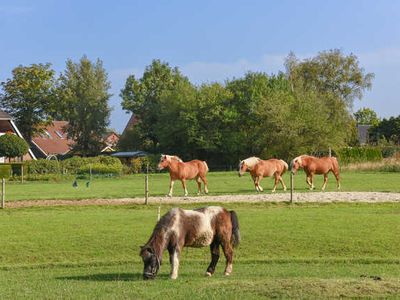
(337, 147, 382, 165)
(0, 133, 29, 158)
(0, 165, 11, 178)
(78, 162, 122, 175)
(27, 159, 61, 174)
(380, 146, 400, 158)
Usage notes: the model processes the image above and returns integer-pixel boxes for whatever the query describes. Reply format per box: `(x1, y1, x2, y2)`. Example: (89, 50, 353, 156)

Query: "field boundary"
(4, 191, 400, 208)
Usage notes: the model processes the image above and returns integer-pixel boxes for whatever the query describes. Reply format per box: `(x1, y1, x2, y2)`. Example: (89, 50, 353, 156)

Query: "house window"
(45, 131, 52, 138)
(55, 130, 64, 138)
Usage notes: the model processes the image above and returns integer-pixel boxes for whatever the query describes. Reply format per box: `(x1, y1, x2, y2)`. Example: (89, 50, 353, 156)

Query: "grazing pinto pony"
(158, 155, 209, 197)
(291, 155, 340, 191)
(238, 157, 288, 192)
(139, 206, 240, 280)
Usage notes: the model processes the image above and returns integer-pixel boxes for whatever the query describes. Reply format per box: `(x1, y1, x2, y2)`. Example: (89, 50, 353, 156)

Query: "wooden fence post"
(144, 163, 149, 205)
(21, 164, 24, 184)
(1, 178, 5, 209)
(290, 172, 294, 204)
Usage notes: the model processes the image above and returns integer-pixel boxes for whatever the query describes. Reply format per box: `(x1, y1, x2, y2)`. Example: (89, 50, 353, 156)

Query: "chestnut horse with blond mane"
(158, 154, 209, 197)
(238, 157, 288, 192)
(291, 155, 340, 191)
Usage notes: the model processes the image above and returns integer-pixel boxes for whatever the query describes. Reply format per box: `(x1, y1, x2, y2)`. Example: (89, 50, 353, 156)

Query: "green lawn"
(5, 170, 400, 201)
(0, 203, 399, 298)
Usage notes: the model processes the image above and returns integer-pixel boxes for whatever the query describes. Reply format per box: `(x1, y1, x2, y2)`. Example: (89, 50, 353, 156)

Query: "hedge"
(336, 147, 383, 165)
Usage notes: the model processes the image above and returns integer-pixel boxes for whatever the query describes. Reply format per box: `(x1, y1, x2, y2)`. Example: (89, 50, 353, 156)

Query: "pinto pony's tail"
(202, 161, 209, 173)
(230, 210, 240, 248)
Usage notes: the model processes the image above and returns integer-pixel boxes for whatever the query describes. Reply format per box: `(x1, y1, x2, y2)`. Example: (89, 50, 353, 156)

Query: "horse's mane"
(242, 156, 261, 168)
(163, 154, 183, 162)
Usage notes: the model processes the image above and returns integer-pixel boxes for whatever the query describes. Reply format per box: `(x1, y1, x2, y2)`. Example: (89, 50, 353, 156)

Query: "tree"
(0, 133, 29, 160)
(57, 56, 111, 156)
(120, 60, 189, 152)
(0, 63, 56, 141)
(285, 49, 374, 109)
(369, 116, 400, 145)
(354, 107, 380, 126)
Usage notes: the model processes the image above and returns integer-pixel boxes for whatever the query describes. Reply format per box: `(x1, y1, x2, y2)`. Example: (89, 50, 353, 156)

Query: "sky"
(1, 0, 400, 133)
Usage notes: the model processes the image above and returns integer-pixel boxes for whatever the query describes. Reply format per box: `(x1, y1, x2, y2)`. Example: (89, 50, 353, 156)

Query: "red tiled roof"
(32, 121, 73, 156)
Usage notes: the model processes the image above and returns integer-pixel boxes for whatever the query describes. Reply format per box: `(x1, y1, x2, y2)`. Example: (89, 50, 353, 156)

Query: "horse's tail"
(202, 161, 209, 173)
(280, 160, 289, 173)
(230, 210, 240, 248)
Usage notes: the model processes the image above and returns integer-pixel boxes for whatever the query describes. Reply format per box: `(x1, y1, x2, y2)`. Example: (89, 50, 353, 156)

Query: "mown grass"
(0, 203, 399, 298)
(5, 170, 400, 201)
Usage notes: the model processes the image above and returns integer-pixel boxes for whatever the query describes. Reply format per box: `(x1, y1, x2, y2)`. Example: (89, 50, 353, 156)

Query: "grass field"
(0, 202, 399, 298)
(5, 170, 400, 201)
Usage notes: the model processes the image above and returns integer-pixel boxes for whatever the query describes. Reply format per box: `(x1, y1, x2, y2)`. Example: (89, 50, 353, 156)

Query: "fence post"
(21, 164, 24, 184)
(290, 172, 294, 204)
(1, 178, 5, 209)
(89, 164, 92, 181)
(329, 147, 332, 157)
(144, 163, 149, 205)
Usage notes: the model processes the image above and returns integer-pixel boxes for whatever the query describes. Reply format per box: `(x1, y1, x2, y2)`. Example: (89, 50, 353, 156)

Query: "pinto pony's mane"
(240, 156, 261, 169)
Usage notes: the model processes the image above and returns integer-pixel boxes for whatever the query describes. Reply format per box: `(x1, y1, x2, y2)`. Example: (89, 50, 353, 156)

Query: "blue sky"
(1, 0, 400, 132)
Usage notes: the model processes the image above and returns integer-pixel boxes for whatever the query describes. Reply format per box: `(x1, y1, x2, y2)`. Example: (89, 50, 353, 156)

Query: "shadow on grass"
(56, 272, 170, 282)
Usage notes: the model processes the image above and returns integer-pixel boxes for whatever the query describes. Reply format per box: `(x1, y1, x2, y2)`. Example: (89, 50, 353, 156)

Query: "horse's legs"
(168, 180, 175, 197)
(310, 174, 315, 190)
(200, 175, 208, 194)
(322, 173, 328, 191)
(251, 174, 258, 192)
(221, 240, 234, 276)
(256, 176, 264, 192)
(168, 247, 180, 280)
(279, 175, 287, 191)
(206, 240, 220, 276)
(271, 173, 279, 193)
(333, 172, 341, 190)
(196, 176, 202, 195)
(306, 175, 312, 190)
(181, 179, 188, 196)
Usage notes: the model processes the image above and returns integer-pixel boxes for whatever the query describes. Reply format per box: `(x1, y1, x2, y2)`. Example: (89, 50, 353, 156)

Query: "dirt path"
(5, 192, 400, 208)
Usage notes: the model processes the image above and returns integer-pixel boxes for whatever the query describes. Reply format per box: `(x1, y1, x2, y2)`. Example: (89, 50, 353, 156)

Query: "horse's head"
(140, 245, 160, 280)
(238, 160, 248, 177)
(157, 154, 169, 171)
(290, 156, 303, 174)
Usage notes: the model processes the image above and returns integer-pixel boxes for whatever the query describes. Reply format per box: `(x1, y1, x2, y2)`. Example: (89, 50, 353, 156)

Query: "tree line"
(0, 50, 383, 164)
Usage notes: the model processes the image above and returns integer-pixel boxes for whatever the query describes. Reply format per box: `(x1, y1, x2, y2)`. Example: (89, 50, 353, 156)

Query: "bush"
(27, 159, 61, 174)
(0, 165, 11, 178)
(380, 146, 400, 158)
(78, 162, 122, 175)
(337, 147, 382, 165)
(0, 133, 29, 158)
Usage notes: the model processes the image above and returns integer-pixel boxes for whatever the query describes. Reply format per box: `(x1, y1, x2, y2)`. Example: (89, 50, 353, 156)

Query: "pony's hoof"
(205, 272, 212, 277)
(224, 272, 231, 276)
(166, 194, 172, 198)
(170, 275, 178, 280)
(271, 190, 276, 193)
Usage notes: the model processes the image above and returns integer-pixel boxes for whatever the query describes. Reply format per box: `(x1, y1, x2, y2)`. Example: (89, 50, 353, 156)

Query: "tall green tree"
(57, 56, 111, 156)
(0, 63, 56, 141)
(120, 59, 189, 152)
(354, 107, 380, 126)
(369, 116, 400, 145)
(285, 49, 374, 109)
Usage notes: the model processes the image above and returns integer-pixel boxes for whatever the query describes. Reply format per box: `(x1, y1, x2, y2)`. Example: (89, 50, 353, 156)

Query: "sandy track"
(5, 192, 400, 208)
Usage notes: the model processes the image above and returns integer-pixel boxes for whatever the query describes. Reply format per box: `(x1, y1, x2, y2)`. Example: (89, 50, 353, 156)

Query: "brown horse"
(139, 206, 240, 280)
(239, 157, 288, 192)
(291, 155, 340, 191)
(158, 154, 209, 197)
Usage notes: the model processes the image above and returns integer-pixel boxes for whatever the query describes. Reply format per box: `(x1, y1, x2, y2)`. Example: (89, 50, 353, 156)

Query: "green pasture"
(4, 170, 400, 202)
(0, 203, 399, 298)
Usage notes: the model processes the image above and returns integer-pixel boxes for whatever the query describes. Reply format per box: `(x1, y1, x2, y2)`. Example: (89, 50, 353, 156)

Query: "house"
(101, 131, 120, 153)
(357, 124, 371, 145)
(31, 121, 73, 159)
(0, 109, 36, 162)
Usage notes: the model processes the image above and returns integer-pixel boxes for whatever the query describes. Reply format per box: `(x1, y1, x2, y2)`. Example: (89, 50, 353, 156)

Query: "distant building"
(0, 109, 36, 162)
(121, 114, 138, 137)
(101, 131, 120, 153)
(31, 121, 73, 159)
(357, 124, 372, 145)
